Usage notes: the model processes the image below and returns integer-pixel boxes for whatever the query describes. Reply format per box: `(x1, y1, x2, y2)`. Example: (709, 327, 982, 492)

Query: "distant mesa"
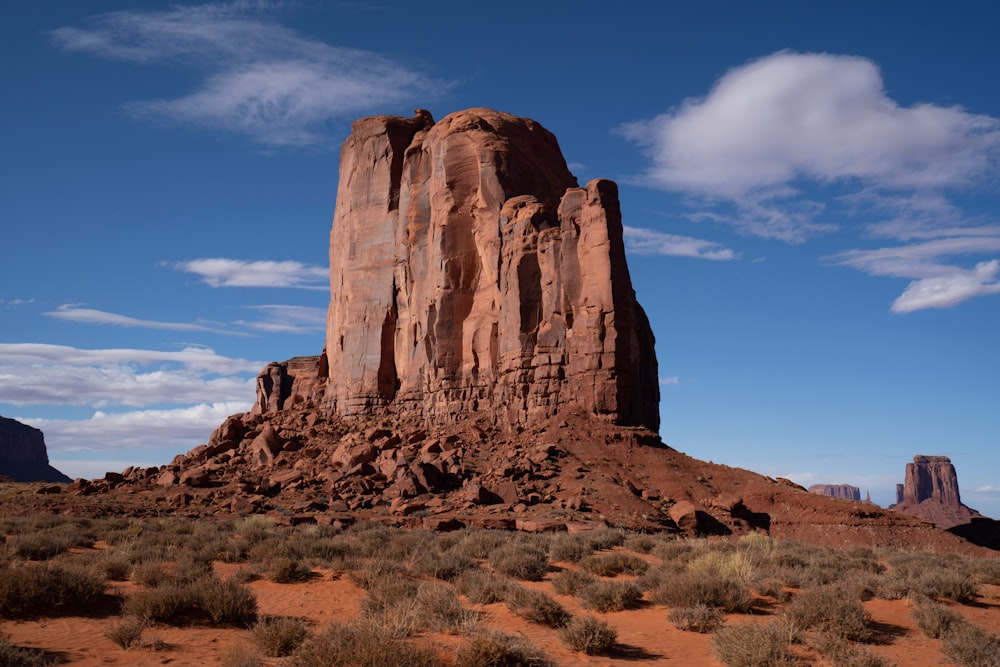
(890, 455, 983, 529)
(0, 415, 71, 483)
(808, 484, 862, 501)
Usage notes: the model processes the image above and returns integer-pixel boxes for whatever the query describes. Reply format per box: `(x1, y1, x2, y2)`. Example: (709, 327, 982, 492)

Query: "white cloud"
(624, 226, 736, 260)
(830, 237, 1000, 312)
(45, 304, 240, 334)
(175, 258, 328, 288)
(0, 343, 260, 407)
(658, 376, 679, 386)
(50, 3, 444, 147)
(975, 485, 1000, 494)
(621, 50, 1000, 310)
(21, 402, 248, 454)
(891, 260, 1000, 313)
(0, 298, 34, 306)
(239, 304, 327, 333)
(621, 51, 1000, 203)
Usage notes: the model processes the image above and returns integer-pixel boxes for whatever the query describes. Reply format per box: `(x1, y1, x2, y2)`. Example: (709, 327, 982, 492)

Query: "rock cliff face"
(0, 415, 71, 483)
(260, 108, 659, 431)
(808, 484, 861, 501)
(891, 455, 982, 529)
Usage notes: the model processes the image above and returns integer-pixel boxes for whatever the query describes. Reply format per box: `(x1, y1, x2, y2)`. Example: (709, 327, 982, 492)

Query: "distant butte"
(890, 455, 983, 529)
(0, 415, 71, 483)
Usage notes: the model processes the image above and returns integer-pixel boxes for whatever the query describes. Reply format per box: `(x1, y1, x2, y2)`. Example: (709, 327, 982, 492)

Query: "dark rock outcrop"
(890, 455, 982, 529)
(809, 484, 861, 501)
(0, 416, 71, 483)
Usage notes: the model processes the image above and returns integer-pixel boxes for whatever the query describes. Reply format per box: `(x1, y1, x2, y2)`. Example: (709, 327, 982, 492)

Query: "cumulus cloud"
(0, 343, 260, 407)
(621, 50, 1000, 311)
(624, 226, 737, 260)
(45, 304, 239, 334)
(175, 258, 328, 288)
(621, 51, 1000, 203)
(50, 2, 444, 147)
(21, 402, 248, 454)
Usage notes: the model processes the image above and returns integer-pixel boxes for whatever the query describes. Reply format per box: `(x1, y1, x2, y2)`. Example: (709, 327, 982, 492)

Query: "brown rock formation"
(891, 455, 982, 529)
(0, 415, 71, 483)
(296, 108, 657, 430)
(809, 484, 862, 501)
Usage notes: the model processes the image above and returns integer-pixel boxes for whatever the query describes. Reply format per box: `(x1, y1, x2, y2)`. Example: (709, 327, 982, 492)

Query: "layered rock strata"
(259, 108, 659, 431)
(891, 455, 982, 529)
(0, 415, 71, 483)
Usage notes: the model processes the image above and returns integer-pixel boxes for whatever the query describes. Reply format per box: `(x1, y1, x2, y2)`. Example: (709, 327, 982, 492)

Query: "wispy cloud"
(975, 485, 1000, 494)
(50, 2, 445, 147)
(238, 304, 327, 333)
(659, 376, 680, 386)
(0, 343, 260, 407)
(0, 298, 35, 306)
(22, 402, 249, 454)
(45, 304, 240, 334)
(174, 258, 328, 289)
(620, 50, 1000, 310)
(624, 226, 736, 260)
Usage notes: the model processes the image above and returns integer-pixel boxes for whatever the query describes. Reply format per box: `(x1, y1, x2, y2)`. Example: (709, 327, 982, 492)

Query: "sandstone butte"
(890, 455, 983, 530)
(0, 415, 70, 483)
(37, 109, 994, 555)
(257, 108, 659, 431)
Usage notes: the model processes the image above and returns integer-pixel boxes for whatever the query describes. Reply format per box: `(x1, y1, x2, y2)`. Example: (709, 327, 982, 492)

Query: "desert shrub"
(456, 630, 553, 667)
(669, 604, 723, 633)
(96, 553, 132, 581)
(623, 534, 659, 554)
(414, 581, 470, 633)
(712, 621, 797, 667)
(448, 531, 510, 560)
(219, 642, 262, 667)
(586, 528, 627, 551)
(647, 571, 754, 613)
(577, 552, 649, 577)
(0, 635, 52, 667)
(559, 615, 617, 655)
(490, 543, 550, 581)
(652, 539, 696, 566)
(103, 615, 145, 649)
(940, 621, 1000, 667)
(289, 621, 443, 667)
(200, 577, 258, 626)
(551, 569, 596, 596)
(0, 562, 106, 618)
(909, 569, 979, 603)
(812, 632, 892, 667)
(754, 578, 791, 602)
(348, 557, 404, 590)
(131, 561, 173, 588)
(263, 556, 313, 583)
(454, 570, 510, 604)
(504, 585, 571, 628)
(968, 556, 1000, 586)
(785, 586, 871, 642)
(578, 580, 644, 612)
(10, 531, 80, 561)
(411, 549, 477, 582)
(235, 516, 278, 545)
(251, 616, 309, 657)
(361, 576, 420, 616)
(122, 582, 194, 623)
(549, 534, 594, 563)
(911, 602, 962, 639)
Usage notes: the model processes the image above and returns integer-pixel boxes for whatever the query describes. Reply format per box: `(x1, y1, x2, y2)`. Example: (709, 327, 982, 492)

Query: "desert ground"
(1, 489, 998, 667)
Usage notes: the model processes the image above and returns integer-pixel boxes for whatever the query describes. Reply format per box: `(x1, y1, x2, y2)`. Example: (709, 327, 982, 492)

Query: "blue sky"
(3, 1, 998, 519)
